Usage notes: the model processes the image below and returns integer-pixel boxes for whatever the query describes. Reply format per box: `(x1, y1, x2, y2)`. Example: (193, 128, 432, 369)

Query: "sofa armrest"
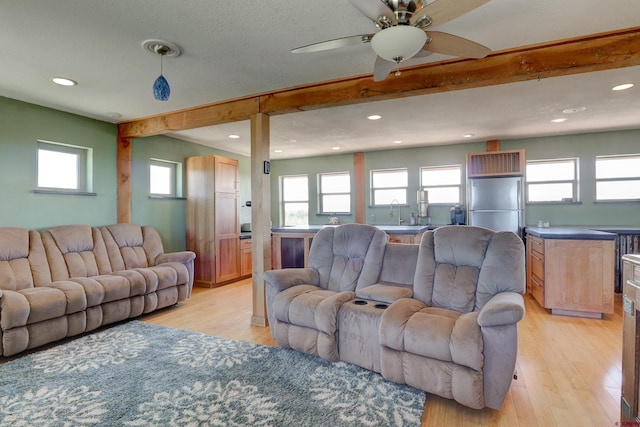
(264, 268, 319, 293)
(477, 292, 525, 327)
(156, 251, 196, 265)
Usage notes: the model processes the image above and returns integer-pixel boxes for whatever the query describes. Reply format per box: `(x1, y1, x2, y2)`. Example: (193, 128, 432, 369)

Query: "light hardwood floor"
(142, 279, 623, 427)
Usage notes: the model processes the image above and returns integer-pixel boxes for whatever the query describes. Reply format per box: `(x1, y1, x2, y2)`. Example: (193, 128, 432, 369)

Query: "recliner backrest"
(308, 224, 387, 292)
(413, 226, 524, 312)
(0, 227, 50, 290)
(101, 224, 165, 271)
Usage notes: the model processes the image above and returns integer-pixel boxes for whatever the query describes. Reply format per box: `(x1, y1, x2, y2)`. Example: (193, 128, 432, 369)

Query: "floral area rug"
(0, 321, 425, 426)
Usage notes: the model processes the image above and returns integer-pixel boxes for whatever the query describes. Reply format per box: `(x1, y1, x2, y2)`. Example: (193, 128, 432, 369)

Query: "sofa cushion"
(356, 284, 413, 304)
(0, 228, 33, 291)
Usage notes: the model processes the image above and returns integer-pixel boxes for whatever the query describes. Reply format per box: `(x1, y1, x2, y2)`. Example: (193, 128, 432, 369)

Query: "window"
(150, 159, 182, 197)
(37, 140, 92, 193)
(526, 158, 578, 203)
(419, 165, 462, 204)
(371, 168, 408, 205)
(281, 175, 308, 226)
(596, 154, 640, 201)
(318, 172, 351, 214)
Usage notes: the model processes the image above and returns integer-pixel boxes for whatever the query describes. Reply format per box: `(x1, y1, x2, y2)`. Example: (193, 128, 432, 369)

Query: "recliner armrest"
(264, 268, 320, 293)
(477, 292, 525, 327)
(155, 251, 196, 265)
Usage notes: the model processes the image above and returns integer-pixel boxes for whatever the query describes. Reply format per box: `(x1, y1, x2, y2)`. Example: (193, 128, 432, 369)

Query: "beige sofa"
(0, 223, 195, 357)
(265, 224, 525, 410)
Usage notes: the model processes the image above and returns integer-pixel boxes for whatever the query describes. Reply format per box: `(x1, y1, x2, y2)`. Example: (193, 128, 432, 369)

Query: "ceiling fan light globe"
(371, 25, 427, 63)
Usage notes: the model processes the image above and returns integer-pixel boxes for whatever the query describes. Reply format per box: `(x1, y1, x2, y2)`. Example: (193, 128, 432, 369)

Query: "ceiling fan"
(291, 0, 491, 81)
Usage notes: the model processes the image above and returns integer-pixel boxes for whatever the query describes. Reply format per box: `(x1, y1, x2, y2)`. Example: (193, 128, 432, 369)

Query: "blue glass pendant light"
(142, 40, 181, 102)
(153, 53, 170, 101)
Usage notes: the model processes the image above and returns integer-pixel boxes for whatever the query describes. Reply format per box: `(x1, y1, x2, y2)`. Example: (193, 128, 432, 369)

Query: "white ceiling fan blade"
(373, 56, 396, 82)
(425, 31, 490, 58)
(291, 34, 373, 54)
(411, 0, 490, 27)
(350, 0, 397, 26)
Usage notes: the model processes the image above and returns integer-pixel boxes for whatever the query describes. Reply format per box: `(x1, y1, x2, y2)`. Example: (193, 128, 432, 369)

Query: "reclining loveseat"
(265, 223, 525, 409)
(0, 223, 195, 357)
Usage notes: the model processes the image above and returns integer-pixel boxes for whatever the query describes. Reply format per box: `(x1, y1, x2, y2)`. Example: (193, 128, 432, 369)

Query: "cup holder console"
(351, 300, 389, 310)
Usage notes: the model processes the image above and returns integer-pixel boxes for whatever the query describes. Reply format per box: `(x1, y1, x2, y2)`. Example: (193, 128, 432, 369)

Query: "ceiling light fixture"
(393, 140, 402, 144)
(332, 146, 341, 151)
(228, 134, 240, 139)
(274, 149, 283, 153)
(563, 107, 586, 114)
(52, 77, 77, 87)
(142, 39, 181, 101)
(463, 134, 474, 138)
(367, 115, 382, 120)
(371, 26, 427, 64)
(612, 83, 634, 91)
(551, 118, 568, 123)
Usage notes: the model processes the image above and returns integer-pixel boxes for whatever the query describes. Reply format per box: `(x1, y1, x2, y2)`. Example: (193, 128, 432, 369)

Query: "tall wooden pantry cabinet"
(186, 155, 240, 287)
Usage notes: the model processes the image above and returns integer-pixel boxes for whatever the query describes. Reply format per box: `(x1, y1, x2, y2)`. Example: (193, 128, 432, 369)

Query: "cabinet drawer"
(529, 236, 544, 255)
(530, 250, 544, 279)
(531, 274, 544, 305)
(240, 238, 252, 250)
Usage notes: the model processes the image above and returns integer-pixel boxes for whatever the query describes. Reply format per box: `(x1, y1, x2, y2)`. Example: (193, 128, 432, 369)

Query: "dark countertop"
(270, 224, 434, 235)
(239, 232, 252, 239)
(525, 227, 617, 240)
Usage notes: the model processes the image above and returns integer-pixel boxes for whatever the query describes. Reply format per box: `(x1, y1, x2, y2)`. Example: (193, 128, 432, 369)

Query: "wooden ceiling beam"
(118, 26, 640, 138)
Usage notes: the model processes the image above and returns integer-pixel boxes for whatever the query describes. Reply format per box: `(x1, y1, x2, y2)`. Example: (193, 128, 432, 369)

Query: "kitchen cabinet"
(271, 232, 314, 270)
(466, 149, 525, 178)
(240, 238, 252, 277)
(621, 254, 640, 423)
(526, 229, 615, 318)
(186, 155, 240, 287)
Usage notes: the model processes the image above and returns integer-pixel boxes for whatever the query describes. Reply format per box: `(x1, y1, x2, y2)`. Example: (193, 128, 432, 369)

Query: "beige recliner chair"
(265, 223, 387, 361)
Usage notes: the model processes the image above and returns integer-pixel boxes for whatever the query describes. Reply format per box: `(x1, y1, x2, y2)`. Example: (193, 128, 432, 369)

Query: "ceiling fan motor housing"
(384, 0, 424, 24)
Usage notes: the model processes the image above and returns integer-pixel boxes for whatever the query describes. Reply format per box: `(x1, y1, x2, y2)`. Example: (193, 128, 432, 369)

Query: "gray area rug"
(0, 321, 425, 426)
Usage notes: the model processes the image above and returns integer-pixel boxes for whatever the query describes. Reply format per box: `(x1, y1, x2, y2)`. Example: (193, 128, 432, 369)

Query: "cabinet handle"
(531, 253, 542, 261)
(531, 276, 542, 287)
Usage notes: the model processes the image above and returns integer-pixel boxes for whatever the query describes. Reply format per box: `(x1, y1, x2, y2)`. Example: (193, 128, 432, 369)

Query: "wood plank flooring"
(141, 279, 623, 427)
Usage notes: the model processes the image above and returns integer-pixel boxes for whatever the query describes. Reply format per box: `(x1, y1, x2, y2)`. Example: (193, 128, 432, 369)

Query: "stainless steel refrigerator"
(467, 176, 524, 236)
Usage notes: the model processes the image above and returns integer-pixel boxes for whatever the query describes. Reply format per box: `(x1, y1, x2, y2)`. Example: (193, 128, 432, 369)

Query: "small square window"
(150, 159, 182, 197)
(420, 165, 462, 204)
(525, 158, 578, 203)
(37, 140, 91, 193)
(595, 154, 640, 201)
(319, 172, 351, 214)
(371, 169, 408, 205)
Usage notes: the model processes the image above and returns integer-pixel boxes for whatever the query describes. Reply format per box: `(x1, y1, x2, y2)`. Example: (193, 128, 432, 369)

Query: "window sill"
(34, 189, 97, 196)
(594, 199, 640, 204)
(526, 201, 582, 205)
(148, 195, 186, 200)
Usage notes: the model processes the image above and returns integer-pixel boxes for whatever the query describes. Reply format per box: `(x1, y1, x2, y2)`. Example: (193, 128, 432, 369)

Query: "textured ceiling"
(1, 0, 639, 159)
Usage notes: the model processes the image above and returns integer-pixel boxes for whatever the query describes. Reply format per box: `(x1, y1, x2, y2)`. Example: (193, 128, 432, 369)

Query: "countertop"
(270, 224, 435, 235)
(525, 227, 617, 240)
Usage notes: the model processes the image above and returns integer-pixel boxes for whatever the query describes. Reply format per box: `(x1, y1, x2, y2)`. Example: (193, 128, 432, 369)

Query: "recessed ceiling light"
(612, 83, 634, 91)
(563, 107, 586, 114)
(551, 118, 568, 123)
(332, 146, 341, 151)
(108, 112, 123, 119)
(52, 77, 77, 87)
(463, 134, 474, 138)
(228, 134, 240, 139)
(367, 115, 382, 120)
(274, 149, 283, 153)
(286, 139, 297, 144)
(392, 140, 402, 144)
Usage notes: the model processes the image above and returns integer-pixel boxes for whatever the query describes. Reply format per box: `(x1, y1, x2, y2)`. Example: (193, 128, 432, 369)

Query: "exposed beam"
(117, 26, 640, 139)
(117, 136, 133, 223)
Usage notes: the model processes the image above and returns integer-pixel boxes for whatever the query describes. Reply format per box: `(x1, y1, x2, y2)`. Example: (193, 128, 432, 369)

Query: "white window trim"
(525, 158, 579, 204)
(318, 172, 351, 214)
(35, 139, 95, 196)
(370, 168, 409, 206)
(595, 154, 640, 202)
(419, 164, 462, 205)
(149, 158, 183, 198)
(281, 174, 309, 226)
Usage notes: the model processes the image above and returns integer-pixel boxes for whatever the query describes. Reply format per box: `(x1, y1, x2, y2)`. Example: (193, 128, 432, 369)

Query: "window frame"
(370, 168, 408, 206)
(525, 158, 579, 204)
(318, 171, 351, 215)
(419, 164, 462, 205)
(595, 154, 640, 202)
(36, 140, 94, 195)
(281, 174, 309, 226)
(149, 158, 183, 198)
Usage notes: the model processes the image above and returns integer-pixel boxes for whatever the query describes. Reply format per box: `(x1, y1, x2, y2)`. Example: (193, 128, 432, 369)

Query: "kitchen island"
(525, 227, 616, 318)
(271, 224, 432, 269)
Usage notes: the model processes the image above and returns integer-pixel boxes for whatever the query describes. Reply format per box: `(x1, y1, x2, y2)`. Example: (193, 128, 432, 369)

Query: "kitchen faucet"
(389, 199, 404, 225)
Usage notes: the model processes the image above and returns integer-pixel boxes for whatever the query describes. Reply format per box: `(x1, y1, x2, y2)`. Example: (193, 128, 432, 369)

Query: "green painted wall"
(132, 136, 251, 252)
(271, 130, 640, 227)
(1, 96, 251, 253)
(0, 96, 118, 228)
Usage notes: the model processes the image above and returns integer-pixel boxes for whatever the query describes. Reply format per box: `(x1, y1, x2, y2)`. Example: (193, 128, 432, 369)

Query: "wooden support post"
(250, 113, 271, 327)
(487, 140, 501, 152)
(117, 136, 132, 223)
